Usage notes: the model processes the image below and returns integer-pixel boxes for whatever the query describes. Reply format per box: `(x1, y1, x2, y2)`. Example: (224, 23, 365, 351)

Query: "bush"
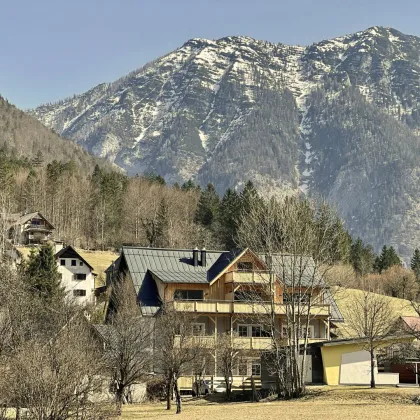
(146, 377, 166, 401)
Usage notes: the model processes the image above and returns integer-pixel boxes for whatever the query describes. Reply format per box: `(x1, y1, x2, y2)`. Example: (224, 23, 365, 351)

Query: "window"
(73, 290, 86, 297)
(282, 325, 315, 338)
(31, 219, 40, 226)
(238, 325, 248, 337)
(60, 259, 65, 266)
(251, 325, 262, 337)
(174, 290, 203, 301)
(251, 361, 261, 376)
(74, 273, 87, 281)
(237, 261, 253, 271)
(238, 324, 263, 337)
(283, 292, 311, 304)
(238, 362, 248, 376)
(79, 261, 83, 266)
(71, 260, 77, 266)
(191, 323, 205, 336)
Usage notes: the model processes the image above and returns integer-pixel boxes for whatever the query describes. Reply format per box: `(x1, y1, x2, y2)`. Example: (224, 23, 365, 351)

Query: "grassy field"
(333, 288, 418, 337)
(122, 387, 420, 419)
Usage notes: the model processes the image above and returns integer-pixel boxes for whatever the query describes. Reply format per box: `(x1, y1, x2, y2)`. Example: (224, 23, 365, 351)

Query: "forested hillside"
(0, 96, 111, 174)
(30, 26, 420, 257)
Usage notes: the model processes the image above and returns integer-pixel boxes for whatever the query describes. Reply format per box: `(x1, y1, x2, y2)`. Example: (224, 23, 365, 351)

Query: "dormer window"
(237, 261, 253, 272)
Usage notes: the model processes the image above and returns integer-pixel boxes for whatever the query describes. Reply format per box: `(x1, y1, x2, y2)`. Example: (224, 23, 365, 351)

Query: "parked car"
(192, 379, 227, 396)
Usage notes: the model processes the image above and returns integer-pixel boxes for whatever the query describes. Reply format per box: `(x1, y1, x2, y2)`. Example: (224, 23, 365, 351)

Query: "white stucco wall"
(340, 350, 399, 385)
(57, 257, 95, 306)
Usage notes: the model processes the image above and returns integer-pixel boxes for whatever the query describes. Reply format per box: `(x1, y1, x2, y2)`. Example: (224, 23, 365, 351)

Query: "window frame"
(237, 324, 263, 338)
(191, 323, 206, 336)
(73, 289, 86, 297)
(173, 289, 204, 301)
(237, 261, 253, 272)
(71, 259, 77, 267)
(251, 360, 261, 376)
(74, 273, 87, 281)
(282, 325, 315, 338)
(60, 259, 65, 266)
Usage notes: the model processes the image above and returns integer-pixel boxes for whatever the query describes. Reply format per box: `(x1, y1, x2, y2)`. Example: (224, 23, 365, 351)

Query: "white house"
(55, 246, 96, 306)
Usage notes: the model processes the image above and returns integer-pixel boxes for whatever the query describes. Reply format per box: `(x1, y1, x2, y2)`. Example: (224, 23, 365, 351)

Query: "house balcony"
(173, 300, 330, 317)
(225, 271, 271, 284)
(174, 335, 327, 351)
(25, 225, 52, 232)
(174, 335, 272, 350)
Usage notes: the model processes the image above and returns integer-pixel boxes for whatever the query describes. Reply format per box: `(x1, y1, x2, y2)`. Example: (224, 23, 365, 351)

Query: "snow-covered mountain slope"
(31, 26, 420, 257)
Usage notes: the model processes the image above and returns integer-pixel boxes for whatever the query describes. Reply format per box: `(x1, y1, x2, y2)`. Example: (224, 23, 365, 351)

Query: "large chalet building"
(106, 246, 343, 387)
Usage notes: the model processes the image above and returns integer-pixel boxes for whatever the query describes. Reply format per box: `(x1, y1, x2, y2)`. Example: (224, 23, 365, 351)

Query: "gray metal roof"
(122, 247, 235, 293)
(117, 247, 342, 321)
(150, 269, 209, 284)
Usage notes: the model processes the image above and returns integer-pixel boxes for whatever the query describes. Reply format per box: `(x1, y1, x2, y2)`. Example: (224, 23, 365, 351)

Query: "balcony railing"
(173, 300, 330, 316)
(25, 224, 52, 232)
(225, 270, 272, 284)
(174, 335, 327, 351)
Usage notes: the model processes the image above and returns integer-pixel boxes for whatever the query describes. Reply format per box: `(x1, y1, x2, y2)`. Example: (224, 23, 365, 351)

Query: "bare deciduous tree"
(106, 278, 154, 413)
(154, 304, 205, 414)
(344, 290, 396, 388)
(215, 332, 244, 400)
(236, 196, 346, 398)
(2, 316, 113, 420)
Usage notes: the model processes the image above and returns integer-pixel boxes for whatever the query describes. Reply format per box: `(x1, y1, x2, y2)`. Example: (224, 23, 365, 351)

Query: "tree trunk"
(370, 350, 376, 389)
(173, 377, 182, 414)
(225, 374, 231, 400)
(166, 377, 173, 410)
(116, 385, 124, 415)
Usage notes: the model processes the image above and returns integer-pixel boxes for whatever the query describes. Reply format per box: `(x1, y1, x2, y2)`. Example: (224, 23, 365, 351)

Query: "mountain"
(0, 95, 112, 174)
(30, 26, 420, 257)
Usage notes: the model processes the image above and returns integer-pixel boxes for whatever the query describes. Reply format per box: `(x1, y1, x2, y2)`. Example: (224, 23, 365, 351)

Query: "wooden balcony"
(173, 300, 329, 316)
(225, 271, 271, 284)
(174, 335, 272, 350)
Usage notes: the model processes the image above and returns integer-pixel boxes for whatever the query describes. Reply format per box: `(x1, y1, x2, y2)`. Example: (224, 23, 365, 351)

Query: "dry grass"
(122, 387, 420, 419)
(76, 248, 118, 285)
(333, 288, 418, 337)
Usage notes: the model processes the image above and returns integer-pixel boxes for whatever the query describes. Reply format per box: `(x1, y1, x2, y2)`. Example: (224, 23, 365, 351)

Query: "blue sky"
(2, 0, 420, 109)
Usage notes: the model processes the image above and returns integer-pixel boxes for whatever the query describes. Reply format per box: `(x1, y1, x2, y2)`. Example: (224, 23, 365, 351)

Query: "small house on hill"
(7, 212, 54, 245)
(56, 245, 96, 305)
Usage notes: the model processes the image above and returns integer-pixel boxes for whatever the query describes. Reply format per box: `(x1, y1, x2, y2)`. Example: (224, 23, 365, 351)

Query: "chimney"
(201, 248, 207, 267)
(193, 247, 199, 267)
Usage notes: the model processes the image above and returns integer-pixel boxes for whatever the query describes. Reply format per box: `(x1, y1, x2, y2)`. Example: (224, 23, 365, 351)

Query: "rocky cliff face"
(31, 26, 420, 257)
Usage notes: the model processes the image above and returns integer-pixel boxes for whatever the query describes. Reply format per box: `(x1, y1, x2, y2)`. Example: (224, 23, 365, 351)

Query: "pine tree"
(375, 245, 401, 273)
(219, 188, 241, 249)
(156, 198, 170, 247)
(31, 150, 44, 167)
(350, 238, 376, 276)
(24, 244, 65, 302)
(411, 248, 420, 281)
(181, 179, 200, 192)
(195, 183, 220, 228)
(239, 181, 259, 216)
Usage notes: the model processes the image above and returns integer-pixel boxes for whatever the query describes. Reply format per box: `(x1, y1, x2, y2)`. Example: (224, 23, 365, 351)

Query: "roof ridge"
(122, 246, 229, 253)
